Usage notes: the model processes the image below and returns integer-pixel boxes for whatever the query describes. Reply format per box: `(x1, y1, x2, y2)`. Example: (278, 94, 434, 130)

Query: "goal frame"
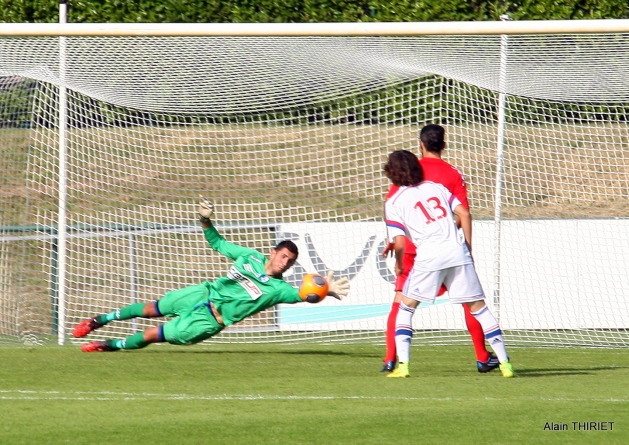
(1, 19, 629, 37)
(1, 19, 628, 346)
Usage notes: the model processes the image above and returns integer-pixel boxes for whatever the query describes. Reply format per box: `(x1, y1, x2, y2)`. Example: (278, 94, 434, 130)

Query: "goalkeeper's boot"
(499, 361, 515, 378)
(386, 362, 410, 378)
(477, 353, 500, 373)
(380, 360, 396, 373)
(81, 341, 116, 353)
(72, 318, 104, 338)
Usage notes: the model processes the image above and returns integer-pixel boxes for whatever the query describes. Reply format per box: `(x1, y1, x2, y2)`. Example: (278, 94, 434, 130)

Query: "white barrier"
(277, 220, 629, 330)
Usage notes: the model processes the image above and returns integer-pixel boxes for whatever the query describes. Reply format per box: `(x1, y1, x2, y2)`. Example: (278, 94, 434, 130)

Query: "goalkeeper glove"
(199, 195, 214, 223)
(326, 270, 350, 300)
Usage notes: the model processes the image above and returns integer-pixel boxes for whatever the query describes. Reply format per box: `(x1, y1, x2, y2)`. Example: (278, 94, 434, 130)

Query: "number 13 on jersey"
(415, 197, 447, 224)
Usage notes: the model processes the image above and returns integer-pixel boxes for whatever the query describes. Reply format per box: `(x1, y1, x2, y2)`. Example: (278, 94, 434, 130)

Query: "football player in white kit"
(383, 150, 514, 378)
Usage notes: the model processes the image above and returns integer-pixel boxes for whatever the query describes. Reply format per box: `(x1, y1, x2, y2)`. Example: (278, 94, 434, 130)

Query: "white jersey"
(385, 181, 473, 271)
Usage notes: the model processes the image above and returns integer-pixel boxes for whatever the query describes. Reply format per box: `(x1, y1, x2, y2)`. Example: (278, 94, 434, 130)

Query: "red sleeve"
(450, 170, 469, 209)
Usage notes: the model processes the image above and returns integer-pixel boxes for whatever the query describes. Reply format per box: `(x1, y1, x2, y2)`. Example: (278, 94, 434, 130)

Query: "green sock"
(106, 332, 149, 350)
(96, 303, 146, 325)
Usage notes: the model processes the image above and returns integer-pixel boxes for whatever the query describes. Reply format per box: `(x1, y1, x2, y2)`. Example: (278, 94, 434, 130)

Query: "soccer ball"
(299, 273, 329, 303)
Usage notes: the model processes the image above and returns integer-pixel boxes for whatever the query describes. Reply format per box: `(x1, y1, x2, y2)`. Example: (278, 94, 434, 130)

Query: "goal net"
(1, 24, 629, 347)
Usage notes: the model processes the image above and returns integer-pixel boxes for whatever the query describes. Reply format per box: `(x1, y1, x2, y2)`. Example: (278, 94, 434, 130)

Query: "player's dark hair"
(384, 150, 424, 186)
(420, 124, 445, 153)
(275, 240, 299, 258)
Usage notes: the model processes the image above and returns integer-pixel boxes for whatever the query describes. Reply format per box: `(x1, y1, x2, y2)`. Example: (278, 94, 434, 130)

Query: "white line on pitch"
(0, 390, 626, 403)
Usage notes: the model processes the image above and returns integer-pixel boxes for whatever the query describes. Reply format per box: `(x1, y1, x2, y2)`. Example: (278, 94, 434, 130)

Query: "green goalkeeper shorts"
(157, 283, 209, 317)
(162, 302, 225, 345)
(158, 283, 224, 345)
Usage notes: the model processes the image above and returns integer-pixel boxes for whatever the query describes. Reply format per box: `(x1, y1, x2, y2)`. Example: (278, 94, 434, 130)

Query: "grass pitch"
(1, 344, 627, 445)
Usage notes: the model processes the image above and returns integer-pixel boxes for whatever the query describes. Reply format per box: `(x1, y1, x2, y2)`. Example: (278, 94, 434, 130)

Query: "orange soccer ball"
(299, 273, 329, 303)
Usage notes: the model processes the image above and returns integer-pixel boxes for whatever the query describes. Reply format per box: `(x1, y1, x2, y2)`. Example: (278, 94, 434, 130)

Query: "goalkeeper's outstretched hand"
(199, 195, 214, 222)
(326, 270, 350, 300)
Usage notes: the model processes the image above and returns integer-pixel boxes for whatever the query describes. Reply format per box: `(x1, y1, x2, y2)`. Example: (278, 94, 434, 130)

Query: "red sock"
(463, 304, 490, 362)
(384, 302, 400, 363)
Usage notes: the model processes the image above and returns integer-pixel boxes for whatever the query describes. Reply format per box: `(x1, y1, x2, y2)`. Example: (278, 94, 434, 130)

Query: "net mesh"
(1, 33, 629, 346)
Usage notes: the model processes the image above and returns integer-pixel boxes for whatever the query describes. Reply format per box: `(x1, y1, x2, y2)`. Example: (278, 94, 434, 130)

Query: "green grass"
(1, 344, 628, 445)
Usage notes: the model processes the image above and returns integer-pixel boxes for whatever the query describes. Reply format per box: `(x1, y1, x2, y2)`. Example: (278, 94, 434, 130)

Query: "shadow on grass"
(139, 348, 380, 358)
(512, 365, 629, 377)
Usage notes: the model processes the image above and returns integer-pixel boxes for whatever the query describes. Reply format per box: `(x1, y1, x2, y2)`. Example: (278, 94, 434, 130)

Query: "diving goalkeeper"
(74, 196, 350, 352)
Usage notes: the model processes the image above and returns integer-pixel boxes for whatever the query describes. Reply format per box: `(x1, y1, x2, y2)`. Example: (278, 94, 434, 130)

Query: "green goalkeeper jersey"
(202, 225, 302, 326)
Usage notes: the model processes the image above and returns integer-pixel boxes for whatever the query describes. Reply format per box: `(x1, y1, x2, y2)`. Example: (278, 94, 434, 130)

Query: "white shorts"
(402, 263, 485, 304)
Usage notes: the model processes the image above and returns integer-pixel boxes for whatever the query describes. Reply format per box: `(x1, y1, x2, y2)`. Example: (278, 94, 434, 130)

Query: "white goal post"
(1, 20, 629, 348)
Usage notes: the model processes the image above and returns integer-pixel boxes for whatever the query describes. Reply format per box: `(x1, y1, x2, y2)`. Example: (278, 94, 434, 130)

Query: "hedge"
(1, 0, 627, 23)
